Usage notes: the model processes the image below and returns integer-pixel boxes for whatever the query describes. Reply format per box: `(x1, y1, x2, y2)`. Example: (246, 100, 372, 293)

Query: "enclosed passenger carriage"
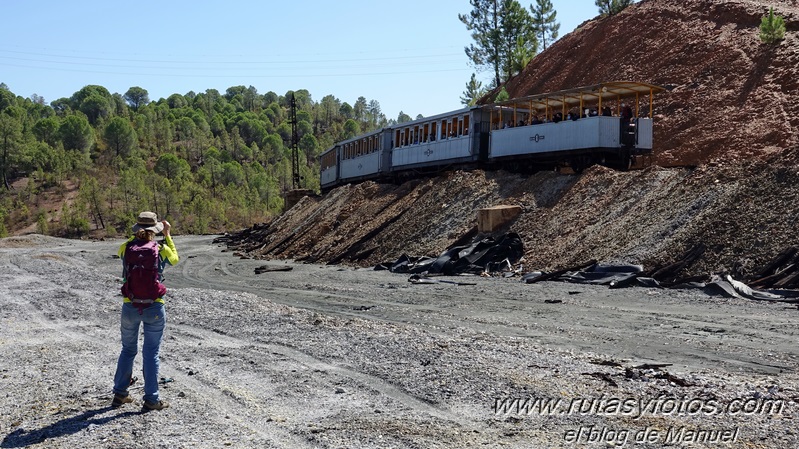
(486, 81, 665, 172)
(319, 144, 339, 191)
(390, 106, 489, 174)
(334, 128, 393, 188)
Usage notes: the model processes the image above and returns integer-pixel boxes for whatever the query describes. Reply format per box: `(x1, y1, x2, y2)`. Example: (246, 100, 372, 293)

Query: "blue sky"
(0, 0, 600, 120)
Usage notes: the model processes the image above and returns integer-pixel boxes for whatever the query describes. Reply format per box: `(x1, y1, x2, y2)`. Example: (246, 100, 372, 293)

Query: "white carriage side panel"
(391, 136, 472, 168)
(321, 167, 337, 187)
(636, 118, 654, 149)
(597, 116, 621, 147)
(490, 118, 602, 158)
(340, 151, 380, 181)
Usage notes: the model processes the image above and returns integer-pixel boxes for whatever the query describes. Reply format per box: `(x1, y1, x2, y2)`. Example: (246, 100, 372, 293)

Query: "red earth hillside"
(494, 0, 799, 166)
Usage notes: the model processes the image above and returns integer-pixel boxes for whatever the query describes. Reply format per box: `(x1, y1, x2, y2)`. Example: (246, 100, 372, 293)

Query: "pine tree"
(460, 0, 535, 86)
(500, 0, 536, 81)
(759, 7, 785, 44)
(595, 0, 634, 17)
(531, 0, 560, 50)
(461, 74, 486, 106)
(495, 87, 510, 102)
(460, 0, 503, 88)
(510, 35, 536, 77)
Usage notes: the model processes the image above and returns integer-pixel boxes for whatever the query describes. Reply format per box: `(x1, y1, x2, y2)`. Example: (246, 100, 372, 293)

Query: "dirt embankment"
(500, 0, 799, 167)
(226, 160, 799, 281)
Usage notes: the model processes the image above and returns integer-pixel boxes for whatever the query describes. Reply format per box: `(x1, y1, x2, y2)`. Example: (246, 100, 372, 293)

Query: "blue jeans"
(113, 302, 166, 403)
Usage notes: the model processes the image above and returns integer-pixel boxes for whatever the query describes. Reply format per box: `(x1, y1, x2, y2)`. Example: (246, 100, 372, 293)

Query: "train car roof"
(394, 106, 480, 127)
(336, 127, 387, 146)
(320, 145, 336, 157)
(329, 105, 480, 148)
(490, 81, 666, 110)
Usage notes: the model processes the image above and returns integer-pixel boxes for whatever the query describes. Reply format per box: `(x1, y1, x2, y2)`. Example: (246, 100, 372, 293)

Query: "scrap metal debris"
(254, 265, 294, 274)
(747, 247, 799, 291)
(375, 232, 524, 276)
(520, 243, 799, 302)
(408, 274, 477, 286)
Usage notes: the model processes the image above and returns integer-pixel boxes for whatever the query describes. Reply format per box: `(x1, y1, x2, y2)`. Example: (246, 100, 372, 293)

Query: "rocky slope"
(224, 0, 799, 280)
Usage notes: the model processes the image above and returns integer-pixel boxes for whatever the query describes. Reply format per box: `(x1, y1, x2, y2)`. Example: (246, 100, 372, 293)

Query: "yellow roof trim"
(491, 81, 666, 110)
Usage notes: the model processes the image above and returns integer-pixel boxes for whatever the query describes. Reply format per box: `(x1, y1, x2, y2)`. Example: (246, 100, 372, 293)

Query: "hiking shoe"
(143, 400, 170, 411)
(112, 394, 133, 408)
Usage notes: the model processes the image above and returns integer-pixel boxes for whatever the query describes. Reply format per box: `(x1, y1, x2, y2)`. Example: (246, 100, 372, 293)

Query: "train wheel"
(569, 156, 591, 174)
(618, 150, 632, 171)
(569, 157, 585, 175)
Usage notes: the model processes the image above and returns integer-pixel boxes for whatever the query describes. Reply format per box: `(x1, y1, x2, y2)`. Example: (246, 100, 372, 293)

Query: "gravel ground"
(1, 235, 797, 448)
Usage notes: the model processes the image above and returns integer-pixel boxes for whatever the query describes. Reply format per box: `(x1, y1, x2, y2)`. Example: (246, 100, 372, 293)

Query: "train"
(320, 81, 665, 191)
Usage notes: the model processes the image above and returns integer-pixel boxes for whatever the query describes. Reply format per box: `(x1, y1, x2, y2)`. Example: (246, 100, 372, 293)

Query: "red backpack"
(121, 239, 167, 305)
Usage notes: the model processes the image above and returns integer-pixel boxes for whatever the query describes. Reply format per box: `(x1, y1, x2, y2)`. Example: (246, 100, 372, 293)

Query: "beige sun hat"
(132, 211, 164, 234)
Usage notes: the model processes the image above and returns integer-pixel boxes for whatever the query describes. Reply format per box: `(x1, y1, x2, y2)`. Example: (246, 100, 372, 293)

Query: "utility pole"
(289, 93, 301, 190)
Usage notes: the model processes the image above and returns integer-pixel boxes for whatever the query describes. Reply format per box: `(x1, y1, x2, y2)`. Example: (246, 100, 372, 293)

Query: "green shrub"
(494, 87, 510, 102)
(760, 7, 785, 44)
(36, 211, 49, 235)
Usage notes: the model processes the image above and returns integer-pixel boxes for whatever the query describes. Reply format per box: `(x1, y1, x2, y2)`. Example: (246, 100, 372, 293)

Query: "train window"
(463, 115, 470, 135)
(395, 130, 400, 148)
(441, 120, 447, 139)
(322, 150, 336, 169)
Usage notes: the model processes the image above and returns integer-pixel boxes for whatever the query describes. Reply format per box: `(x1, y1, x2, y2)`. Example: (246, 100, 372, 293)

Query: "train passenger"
(601, 106, 612, 117)
(621, 104, 633, 121)
(531, 115, 542, 125)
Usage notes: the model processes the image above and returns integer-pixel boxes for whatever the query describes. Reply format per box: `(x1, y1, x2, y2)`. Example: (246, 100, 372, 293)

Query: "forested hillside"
(0, 84, 392, 237)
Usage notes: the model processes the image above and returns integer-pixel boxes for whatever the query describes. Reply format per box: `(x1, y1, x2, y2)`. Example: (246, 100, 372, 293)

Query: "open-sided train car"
(486, 81, 664, 171)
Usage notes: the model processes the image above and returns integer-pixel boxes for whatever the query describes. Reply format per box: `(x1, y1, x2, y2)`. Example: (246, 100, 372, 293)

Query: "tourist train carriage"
(487, 81, 665, 171)
(319, 128, 392, 191)
(389, 107, 489, 172)
(320, 81, 665, 190)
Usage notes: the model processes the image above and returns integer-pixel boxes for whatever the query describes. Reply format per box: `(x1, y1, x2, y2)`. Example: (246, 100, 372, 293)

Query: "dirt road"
(1, 235, 796, 448)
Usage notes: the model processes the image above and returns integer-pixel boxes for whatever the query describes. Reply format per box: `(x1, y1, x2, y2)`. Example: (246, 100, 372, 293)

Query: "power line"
(0, 48, 465, 65)
(0, 61, 470, 78)
(0, 55, 465, 71)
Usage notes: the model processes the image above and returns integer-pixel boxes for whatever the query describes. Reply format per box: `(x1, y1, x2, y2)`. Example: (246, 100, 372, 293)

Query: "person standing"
(112, 211, 179, 410)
